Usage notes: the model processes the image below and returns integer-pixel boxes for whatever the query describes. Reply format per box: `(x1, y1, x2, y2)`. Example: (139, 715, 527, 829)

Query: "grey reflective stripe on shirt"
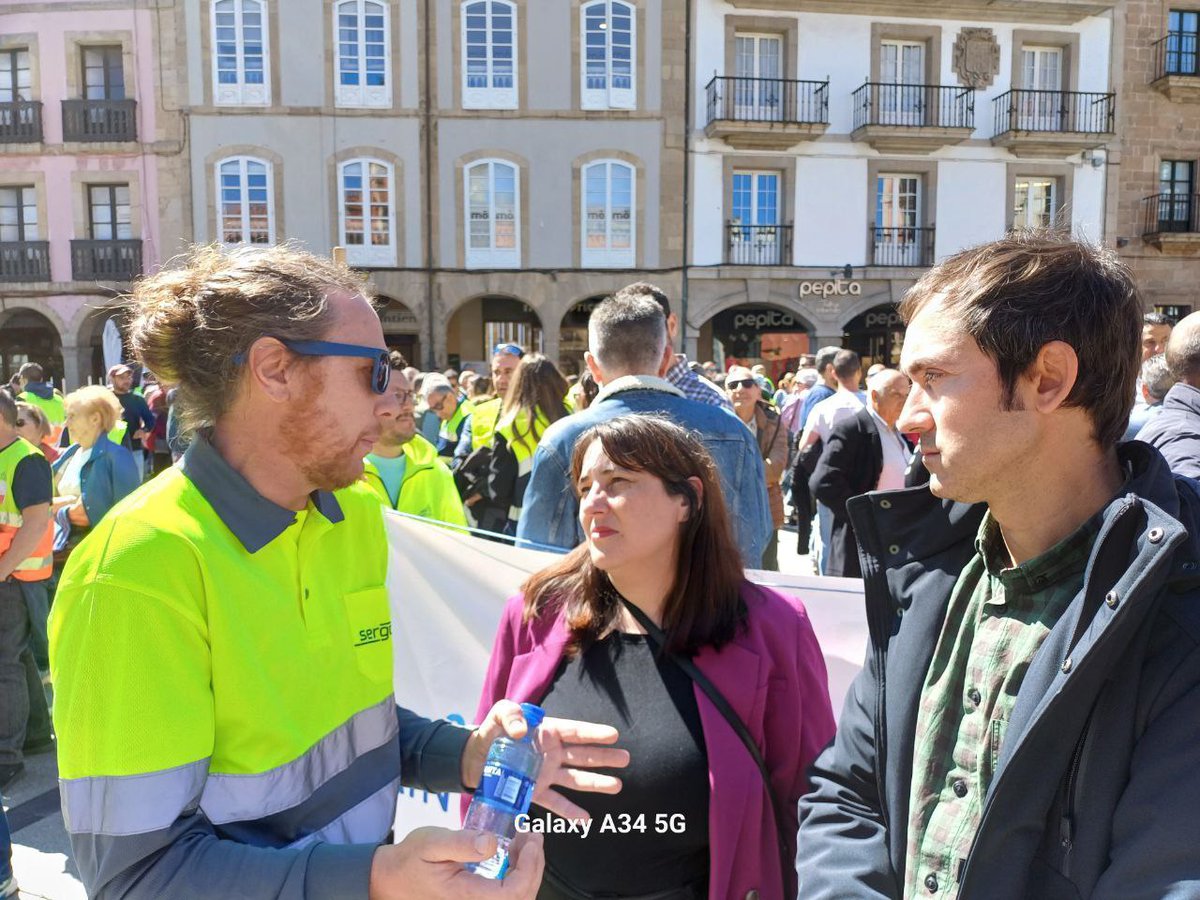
(61, 758, 210, 836)
(200, 694, 398, 825)
(287, 777, 402, 849)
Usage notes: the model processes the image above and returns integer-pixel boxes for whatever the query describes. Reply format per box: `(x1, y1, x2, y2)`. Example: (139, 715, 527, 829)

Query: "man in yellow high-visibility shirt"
(364, 352, 467, 529)
(49, 245, 627, 899)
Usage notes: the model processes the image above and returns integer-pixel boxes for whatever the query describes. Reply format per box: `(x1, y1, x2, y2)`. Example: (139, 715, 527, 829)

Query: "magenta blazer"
(470, 581, 837, 900)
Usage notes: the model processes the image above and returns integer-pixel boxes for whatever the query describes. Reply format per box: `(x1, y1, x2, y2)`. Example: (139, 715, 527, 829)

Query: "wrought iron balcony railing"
(0, 241, 50, 282)
(1143, 193, 1200, 236)
(0, 101, 42, 143)
(852, 82, 974, 130)
(706, 76, 829, 125)
(1154, 31, 1199, 80)
(870, 226, 936, 267)
(71, 239, 142, 281)
(62, 99, 137, 142)
(726, 222, 793, 266)
(992, 89, 1115, 136)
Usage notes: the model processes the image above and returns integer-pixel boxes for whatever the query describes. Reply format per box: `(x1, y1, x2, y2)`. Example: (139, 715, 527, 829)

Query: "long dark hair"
(498, 353, 570, 453)
(521, 415, 747, 657)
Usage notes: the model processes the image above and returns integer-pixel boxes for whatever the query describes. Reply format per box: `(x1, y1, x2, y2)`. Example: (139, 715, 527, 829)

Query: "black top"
(535, 631, 710, 898)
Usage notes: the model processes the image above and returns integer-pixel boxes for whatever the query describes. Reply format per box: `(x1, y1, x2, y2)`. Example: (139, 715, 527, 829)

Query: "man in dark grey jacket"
(1136, 311, 1200, 479)
(797, 233, 1200, 899)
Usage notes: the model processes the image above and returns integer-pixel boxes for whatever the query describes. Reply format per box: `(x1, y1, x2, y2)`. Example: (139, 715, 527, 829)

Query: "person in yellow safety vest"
(488, 354, 571, 536)
(363, 353, 467, 529)
(48, 244, 628, 899)
(420, 373, 472, 463)
(15, 363, 65, 445)
(0, 389, 54, 789)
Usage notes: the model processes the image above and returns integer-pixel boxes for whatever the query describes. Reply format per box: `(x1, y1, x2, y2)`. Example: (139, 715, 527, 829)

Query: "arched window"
(581, 1, 635, 110)
(464, 159, 519, 268)
(461, 0, 517, 109)
(339, 158, 396, 266)
(212, 0, 271, 106)
(581, 159, 634, 267)
(335, 0, 390, 108)
(217, 156, 274, 245)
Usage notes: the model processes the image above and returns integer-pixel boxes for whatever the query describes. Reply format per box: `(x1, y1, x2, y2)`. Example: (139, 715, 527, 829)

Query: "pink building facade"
(0, 0, 184, 389)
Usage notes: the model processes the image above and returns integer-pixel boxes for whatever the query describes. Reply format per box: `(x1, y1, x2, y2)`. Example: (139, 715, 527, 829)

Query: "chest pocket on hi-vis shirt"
(343, 586, 393, 681)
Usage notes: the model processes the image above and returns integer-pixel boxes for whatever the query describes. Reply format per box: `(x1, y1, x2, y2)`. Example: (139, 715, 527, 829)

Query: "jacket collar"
(1162, 381, 1200, 416)
(595, 374, 685, 404)
(179, 432, 344, 554)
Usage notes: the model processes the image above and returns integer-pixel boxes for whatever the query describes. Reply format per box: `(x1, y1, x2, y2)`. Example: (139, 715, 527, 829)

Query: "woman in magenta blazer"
(473, 415, 836, 900)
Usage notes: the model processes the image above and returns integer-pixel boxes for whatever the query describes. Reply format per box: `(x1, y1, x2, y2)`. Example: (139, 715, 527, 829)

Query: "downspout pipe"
(423, 0, 436, 369)
(680, 0, 693, 358)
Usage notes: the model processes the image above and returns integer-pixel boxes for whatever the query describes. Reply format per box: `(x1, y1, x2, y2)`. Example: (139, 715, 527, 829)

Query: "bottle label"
(478, 760, 534, 815)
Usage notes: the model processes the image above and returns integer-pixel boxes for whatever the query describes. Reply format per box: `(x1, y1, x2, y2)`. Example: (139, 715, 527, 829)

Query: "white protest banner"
(385, 512, 867, 838)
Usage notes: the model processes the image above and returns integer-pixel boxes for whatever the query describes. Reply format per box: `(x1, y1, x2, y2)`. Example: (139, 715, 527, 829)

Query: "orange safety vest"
(0, 437, 54, 581)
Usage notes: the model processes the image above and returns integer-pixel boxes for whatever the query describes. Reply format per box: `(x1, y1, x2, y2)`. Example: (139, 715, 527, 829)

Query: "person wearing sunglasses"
(49, 245, 629, 900)
(726, 366, 788, 571)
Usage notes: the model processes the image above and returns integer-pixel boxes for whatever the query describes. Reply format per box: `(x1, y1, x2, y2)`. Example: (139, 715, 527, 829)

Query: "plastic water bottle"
(463, 702, 545, 879)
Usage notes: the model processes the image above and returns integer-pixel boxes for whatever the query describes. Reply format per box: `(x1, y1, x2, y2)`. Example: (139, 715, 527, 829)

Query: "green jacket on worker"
(362, 434, 467, 528)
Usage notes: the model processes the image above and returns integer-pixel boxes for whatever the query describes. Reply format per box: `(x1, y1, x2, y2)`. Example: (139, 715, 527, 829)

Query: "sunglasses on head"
(235, 338, 391, 394)
(727, 378, 758, 390)
(492, 343, 524, 359)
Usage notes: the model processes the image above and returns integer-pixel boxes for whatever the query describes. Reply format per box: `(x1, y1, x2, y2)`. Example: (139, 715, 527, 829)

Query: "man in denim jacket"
(517, 295, 771, 568)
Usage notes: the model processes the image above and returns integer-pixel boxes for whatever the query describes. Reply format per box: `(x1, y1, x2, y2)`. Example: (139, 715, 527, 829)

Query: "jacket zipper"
(1059, 706, 1096, 873)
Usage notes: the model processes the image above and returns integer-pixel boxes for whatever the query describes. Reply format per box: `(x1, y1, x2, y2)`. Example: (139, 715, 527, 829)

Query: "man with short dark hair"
(798, 233, 1200, 898)
(613, 282, 732, 410)
(517, 295, 771, 566)
(797, 345, 843, 430)
(1135, 311, 1200, 477)
(16, 363, 65, 444)
(1141, 311, 1173, 362)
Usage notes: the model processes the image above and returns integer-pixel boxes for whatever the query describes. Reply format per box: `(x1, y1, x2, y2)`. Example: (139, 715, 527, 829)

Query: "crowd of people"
(0, 230, 1199, 898)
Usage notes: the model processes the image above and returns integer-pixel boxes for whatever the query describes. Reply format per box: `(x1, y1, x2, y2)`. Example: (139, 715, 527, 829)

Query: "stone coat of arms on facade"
(953, 28, 1001, 89)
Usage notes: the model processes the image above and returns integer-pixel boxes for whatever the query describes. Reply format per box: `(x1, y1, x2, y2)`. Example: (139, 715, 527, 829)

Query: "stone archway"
(698, 301, 816, 381)
(0, 307, 64, 386)
(842, 303, 905, 369)
(558, 295, 607, 377)
(376, 295, 423, 369)
(445, 294, 543, 370)
(73, 302, 129, 388)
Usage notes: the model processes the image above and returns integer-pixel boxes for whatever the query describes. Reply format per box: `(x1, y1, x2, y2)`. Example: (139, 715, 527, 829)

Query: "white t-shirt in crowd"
(57, 446, 93, 499)
(802, 389, 867, 445)
(867, 406, 912, 492)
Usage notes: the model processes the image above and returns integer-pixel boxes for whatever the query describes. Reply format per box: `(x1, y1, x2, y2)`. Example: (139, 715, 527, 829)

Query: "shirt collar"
(179, 432, 344, 554)
(974, 508, 1100, 598)
(595, 374, 685, 403)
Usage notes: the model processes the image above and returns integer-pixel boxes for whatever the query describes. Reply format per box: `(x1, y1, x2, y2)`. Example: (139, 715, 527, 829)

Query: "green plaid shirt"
(903, 511, 1098, 898)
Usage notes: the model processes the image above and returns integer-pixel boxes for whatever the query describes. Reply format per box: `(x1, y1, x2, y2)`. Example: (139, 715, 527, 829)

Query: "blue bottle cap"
(519, 703, 545, 731)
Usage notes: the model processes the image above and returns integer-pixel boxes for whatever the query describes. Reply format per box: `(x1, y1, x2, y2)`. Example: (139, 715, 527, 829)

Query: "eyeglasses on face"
(426, 392, 452, 412)
(727, 378, 758, 390)
(393, 389, 415, 405)
(236, 338, 391, 395)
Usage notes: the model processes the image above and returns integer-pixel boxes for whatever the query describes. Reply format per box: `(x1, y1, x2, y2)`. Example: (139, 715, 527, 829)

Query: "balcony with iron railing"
(0, 101, 42, 144)
(71, 239, 142, 281)
(850, 82, 975, 153)
(991, 89, 1114, 156)
(725, 222, 793, 266)
(870, 226, 936, 268)
(62, 99, 137, 143)
(1142, 193, 1200, 253)
(704, 76, 829, 149)
(0, 241, 50, 282)
(1152, 32, 1200, 101)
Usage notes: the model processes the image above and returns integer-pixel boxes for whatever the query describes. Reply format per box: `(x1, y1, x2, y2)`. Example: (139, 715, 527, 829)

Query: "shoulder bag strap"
(618, 598, 791, 897)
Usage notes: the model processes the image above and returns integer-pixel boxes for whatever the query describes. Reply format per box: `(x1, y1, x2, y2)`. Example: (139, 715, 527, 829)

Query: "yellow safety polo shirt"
(49, 433, 472, 898)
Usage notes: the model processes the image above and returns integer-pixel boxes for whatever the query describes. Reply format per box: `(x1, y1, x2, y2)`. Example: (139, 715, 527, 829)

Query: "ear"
(678, 475, 704, 523)
(584, 352, 606, 386)
(1026, 340, 1079, 415)
(657, 341, 674, 378)
(666, 313, 679, 343)
(246, 337, 303, 404)
(1140, 381, 1152, 404)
